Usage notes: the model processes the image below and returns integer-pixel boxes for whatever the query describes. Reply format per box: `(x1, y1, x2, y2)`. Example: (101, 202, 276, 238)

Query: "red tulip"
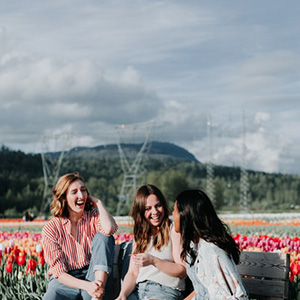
(291, 261, 300, 276)
(26, 258, 37, 275)
(6, 262, 13, 273)
(39, 256, 45, 266)
(13, 248, 21, 263)
(17, 253, 26, 266)
(7, 254, 14, 264)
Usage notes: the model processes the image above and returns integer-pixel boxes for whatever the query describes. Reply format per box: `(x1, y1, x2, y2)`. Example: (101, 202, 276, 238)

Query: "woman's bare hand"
(132, 253, 154, 267)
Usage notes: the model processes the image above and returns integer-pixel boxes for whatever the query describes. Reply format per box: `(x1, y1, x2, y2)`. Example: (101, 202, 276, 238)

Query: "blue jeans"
(42, 233, 115, 300)
(131, 280, 183, 300)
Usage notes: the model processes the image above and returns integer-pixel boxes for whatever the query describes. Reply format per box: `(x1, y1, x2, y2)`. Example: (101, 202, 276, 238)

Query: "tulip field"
(1, 214, 300, 299)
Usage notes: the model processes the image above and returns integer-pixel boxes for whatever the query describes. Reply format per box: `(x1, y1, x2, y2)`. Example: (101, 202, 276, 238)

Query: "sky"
(0, 1, 300, 175)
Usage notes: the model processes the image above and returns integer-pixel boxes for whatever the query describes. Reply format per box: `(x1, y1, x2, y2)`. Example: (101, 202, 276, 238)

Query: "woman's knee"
(43, 277, 81, 300)
(90, 232, 115, 270)
(43, 286, 79, 300)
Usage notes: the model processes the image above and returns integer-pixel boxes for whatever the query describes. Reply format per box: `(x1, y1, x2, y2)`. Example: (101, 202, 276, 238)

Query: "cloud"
(0, 52, 161, 148)
(0, 1, 300, 176)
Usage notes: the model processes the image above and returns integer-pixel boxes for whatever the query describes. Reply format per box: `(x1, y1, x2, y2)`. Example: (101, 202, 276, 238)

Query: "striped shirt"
(42, 208, 115, 278)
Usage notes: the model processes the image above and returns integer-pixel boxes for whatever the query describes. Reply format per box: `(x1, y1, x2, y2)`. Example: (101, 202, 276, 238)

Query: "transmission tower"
(39, 134, 71, 213)
(206, 115, 215, 204)
(116, 123, 152, 216)
(240, 111, 250, 212)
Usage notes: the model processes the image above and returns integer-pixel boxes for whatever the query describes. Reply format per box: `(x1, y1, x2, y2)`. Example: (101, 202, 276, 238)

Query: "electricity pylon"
(240, 111, 250, 212)
(206, 115, 215, 204)
(116, 123, 152, 216)
(39, 134, 71, 213)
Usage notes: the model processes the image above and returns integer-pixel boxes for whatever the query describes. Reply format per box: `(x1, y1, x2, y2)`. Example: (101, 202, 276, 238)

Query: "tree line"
(1, 145, 300, 218)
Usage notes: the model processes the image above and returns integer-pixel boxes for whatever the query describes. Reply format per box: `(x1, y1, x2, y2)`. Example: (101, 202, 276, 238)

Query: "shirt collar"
(62, 210, 88, 225)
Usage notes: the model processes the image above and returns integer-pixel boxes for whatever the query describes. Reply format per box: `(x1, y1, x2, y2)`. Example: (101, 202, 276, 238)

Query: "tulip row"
(0, 240, 48, 300)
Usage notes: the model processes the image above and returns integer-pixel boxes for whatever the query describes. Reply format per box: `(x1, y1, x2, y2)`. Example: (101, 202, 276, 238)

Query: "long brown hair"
(50, 172, 92, 218)
(130, 184, 170, 254)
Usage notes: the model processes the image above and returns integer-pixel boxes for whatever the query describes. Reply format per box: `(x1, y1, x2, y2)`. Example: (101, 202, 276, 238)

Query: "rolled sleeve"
(92, 208, 118, 236)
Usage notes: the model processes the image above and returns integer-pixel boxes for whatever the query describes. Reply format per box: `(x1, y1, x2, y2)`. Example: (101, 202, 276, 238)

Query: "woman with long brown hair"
(42, 172, 118, 300)
(116, 184, 186, 300)
(173, 189, 248, 300)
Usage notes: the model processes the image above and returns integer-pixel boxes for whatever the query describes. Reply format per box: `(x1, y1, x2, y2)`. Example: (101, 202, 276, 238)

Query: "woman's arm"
(184, 290, 196, 300)
(116, 242, 139, 300)
(89, 196, 118, 235)
(132, 226, 186, 278)
(58, 272, 104, 299)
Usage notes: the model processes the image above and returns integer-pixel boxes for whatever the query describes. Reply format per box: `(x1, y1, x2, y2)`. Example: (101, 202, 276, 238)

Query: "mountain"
(68, 141, 199, 162)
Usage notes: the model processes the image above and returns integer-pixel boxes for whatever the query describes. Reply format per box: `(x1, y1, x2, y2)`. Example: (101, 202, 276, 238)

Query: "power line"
(240, 111, 250, 212)
(39, 133, 72, 213)
(116, 123, 153, 216)
(206, 115, 215, 204)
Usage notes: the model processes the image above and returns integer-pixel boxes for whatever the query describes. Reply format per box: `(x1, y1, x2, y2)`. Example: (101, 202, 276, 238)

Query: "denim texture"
(42, 233, 115, 300)
(137, 280, 183, 300)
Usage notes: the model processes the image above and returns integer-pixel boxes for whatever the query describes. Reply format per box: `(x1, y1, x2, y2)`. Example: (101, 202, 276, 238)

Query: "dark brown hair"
(176, 189, 240, 265)
(130, 184, 170, 254)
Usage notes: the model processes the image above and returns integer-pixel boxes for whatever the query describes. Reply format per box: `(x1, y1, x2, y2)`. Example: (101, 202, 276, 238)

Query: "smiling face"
(65, 179, 88, 216)
(144, 194, 165, 232)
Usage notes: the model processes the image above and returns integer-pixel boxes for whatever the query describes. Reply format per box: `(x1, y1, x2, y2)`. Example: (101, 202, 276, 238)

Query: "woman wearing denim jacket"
(172, 189, 248, 300)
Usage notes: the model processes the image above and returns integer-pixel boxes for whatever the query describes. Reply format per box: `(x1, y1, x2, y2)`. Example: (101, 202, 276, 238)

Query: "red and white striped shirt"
(42, 208, 114, 278)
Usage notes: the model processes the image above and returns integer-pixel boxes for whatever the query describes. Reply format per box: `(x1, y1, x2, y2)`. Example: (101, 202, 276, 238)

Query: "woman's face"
(144, 194, 165, 231)
(172, 201, 180, 233)
(65, 179, 88, 216)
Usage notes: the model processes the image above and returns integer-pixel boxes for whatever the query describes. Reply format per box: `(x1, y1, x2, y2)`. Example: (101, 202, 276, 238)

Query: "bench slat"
(237, 251, 290, 279)
(242, 277, 287, 299)
(237, 251, 290, 299)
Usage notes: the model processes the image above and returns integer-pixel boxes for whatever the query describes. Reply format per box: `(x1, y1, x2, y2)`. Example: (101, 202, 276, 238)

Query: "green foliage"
(1, 146, 300, 216)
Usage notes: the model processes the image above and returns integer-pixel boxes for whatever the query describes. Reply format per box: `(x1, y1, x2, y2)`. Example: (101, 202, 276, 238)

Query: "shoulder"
(170, 222, 181, 240)
(199, 240, 229, 260)
(42, 217, 64, 237)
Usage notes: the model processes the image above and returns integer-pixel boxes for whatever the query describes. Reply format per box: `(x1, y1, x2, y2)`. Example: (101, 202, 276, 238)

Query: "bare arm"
(184, 290, 196, 300)
(116, 242, 139, 300)
(132, 226, 186, 278)
(89, 196, 118, 235)
(58, 272, 104, 299)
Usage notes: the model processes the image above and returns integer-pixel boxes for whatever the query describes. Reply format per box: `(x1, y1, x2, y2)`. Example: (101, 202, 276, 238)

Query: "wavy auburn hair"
(176, 189, 240, 266)
(130, 184, 170, 254)
(50, 172, 92, 218)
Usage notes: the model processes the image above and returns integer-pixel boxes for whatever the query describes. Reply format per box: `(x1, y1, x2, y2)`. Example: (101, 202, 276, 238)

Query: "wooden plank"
(237, 251, 290, 299)
(237, 251, 290, 280)
(242, 277, 287, 299)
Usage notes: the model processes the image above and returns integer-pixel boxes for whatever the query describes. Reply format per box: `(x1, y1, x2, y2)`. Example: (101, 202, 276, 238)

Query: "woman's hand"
(131, 253, 155, 267)
(84, 280, 105, 299)
(88, 195, 100, 208)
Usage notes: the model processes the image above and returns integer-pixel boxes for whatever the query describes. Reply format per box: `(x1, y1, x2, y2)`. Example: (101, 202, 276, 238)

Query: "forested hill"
(0, 143, 300, 218)
(67, 141, 198, 162)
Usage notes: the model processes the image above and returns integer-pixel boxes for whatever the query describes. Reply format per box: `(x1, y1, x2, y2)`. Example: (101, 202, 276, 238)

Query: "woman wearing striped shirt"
(42, 172, 118, 300)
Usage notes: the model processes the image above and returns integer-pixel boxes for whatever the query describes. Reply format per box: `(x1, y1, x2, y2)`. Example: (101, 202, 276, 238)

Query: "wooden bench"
(112, 244, 290, 300)
(237, 251, 290, 299)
